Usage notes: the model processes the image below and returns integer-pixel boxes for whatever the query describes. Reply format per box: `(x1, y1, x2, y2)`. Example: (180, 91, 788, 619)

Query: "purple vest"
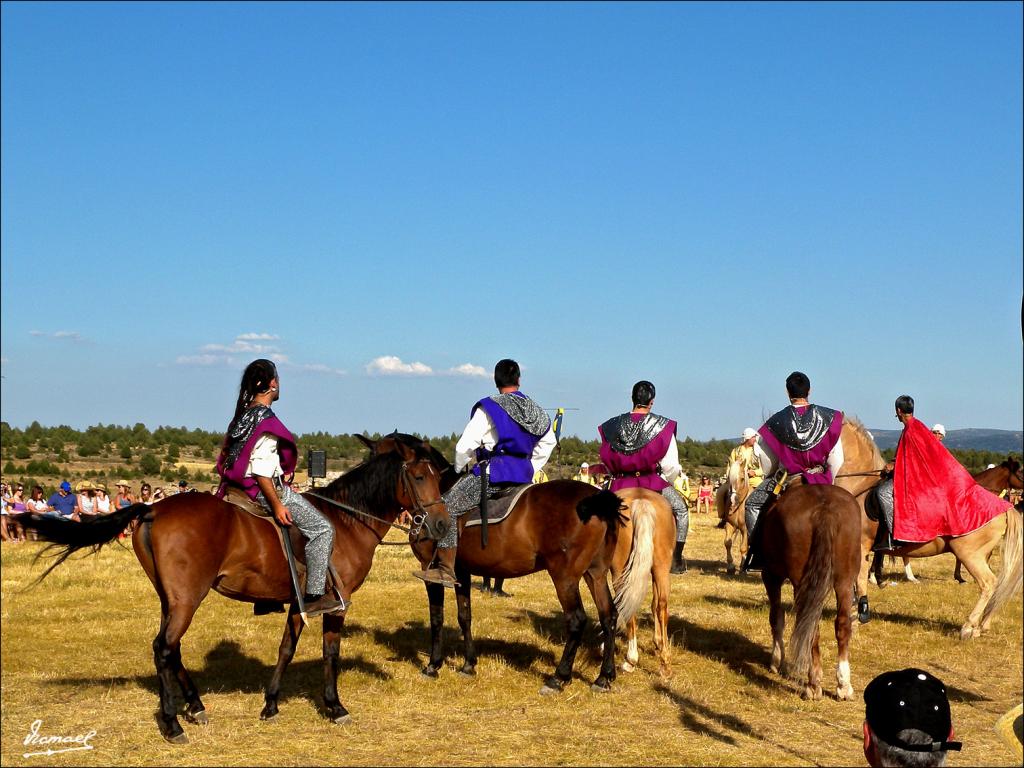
(758, 405, 843, 485)
(216, 415, 297, 500)
(599, 413, 677, 492)
(471, 395, 542, 484)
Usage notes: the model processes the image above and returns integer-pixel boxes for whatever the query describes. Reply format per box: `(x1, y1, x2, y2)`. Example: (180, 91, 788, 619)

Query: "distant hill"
(868, 428, 1023, 453)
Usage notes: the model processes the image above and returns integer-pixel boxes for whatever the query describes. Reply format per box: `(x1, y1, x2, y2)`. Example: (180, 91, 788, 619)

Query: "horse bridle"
(397, 457, 447, 538)
(305, 455, 447, 539)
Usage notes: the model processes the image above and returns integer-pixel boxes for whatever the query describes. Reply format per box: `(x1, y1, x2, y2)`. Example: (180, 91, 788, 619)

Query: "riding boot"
(302, 593, 348, 618)
(412, 550, 460, 589)
(671, 541, 687, 574)
(740, 527, 761, 573)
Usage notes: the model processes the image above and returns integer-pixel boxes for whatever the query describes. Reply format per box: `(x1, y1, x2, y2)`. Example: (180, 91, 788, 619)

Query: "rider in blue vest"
(415, 359, 557, 586)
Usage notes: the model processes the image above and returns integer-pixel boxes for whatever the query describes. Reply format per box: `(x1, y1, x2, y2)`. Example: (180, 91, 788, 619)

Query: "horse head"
(368, 432, 453, 543)
(1002, 457, 1023, 489)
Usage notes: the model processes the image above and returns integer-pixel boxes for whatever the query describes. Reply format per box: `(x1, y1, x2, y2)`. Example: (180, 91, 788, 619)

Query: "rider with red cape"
(874, 395, 1008, 549)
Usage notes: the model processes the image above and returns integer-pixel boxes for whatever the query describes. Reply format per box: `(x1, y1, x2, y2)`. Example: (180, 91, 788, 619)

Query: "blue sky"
(2, 1, 1021, 441)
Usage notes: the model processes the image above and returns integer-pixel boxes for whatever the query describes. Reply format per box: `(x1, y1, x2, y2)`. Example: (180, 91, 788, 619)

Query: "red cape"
(893, 416, 1009, 542)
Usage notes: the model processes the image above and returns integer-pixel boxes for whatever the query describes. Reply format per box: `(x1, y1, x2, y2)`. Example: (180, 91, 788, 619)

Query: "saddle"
(220, 487, 345, 611)
(462, 484, 532, 529)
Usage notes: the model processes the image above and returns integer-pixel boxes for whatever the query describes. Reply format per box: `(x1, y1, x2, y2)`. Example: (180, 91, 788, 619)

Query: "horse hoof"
(802, 686, 823, 701)
(260, 710, 278, 722)
(726, 566, 735, 576)
(420, 665, 440, 679)
(163, 731, 189, 745)
(458, 666, 477, 678)
(185, 709, 208, 726)
(621, 660, 635, 673)
(539, 678, 567, 696)
(332, 713, 353, 725)
(959, 626, 977, 641)
(838, 685, 855, 701)
(769, 663, 780, 675)
(590, 680, 612, 693)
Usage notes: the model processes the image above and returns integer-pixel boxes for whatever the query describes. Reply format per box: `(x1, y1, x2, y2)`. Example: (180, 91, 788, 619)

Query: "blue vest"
(471, 394, 542, 484)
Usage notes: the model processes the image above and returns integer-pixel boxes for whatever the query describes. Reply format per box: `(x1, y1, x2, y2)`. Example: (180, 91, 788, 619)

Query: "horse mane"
(323, 451, 405, 514)
(384, 432, 453, 472)
(842, 415, 884, 467)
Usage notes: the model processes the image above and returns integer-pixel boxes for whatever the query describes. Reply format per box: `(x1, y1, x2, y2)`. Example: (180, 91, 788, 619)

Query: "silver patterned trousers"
(438, 473, 511, 549)
(744, 477, 777, 536)
(258, 484, 334, 596)
(662, 487, 689, 543)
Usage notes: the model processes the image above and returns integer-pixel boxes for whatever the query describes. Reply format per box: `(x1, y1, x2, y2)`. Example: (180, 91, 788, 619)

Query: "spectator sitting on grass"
(863, 668, 961, 767)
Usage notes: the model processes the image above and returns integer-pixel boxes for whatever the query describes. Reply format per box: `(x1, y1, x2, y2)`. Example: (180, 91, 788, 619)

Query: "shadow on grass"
(378, 610, 562, 673)
(42, 632, 392, 709)
(666, 615, 779, 692)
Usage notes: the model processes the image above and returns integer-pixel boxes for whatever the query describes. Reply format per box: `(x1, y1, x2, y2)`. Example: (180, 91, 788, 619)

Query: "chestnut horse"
(609, 488, 675, 678)
(382, 433, 628, 694)
(21, 437, 451, 743)
(761, 482, 862, 700)
(842, 423, 1024, 639)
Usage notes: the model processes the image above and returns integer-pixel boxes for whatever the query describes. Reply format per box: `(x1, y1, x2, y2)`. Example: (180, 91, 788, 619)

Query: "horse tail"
(20, 504, 152, 584)
(612, 497, 657, 632)
(980, 505, 1023, 628)
(788, 502, 837, 681)
(576, 489, 627, 527)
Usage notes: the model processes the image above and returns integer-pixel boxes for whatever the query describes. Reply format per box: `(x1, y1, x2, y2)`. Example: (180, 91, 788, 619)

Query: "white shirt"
(658, 439, 682, 485)
(454, 405, 557, 475)
(247, 434, 283, 479)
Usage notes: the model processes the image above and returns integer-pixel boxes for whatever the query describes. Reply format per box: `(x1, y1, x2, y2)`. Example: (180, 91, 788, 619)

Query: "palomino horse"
(761, 482, 862, 700)
(841, 422, 1024, 639)
(21, 438, 451, 743)
(609, 487, 675, 678)
(949, 459, 1024, 583)
(385, 434, 629, 694)
(719, 456, 753, 575)
(832, 419, 915, 613)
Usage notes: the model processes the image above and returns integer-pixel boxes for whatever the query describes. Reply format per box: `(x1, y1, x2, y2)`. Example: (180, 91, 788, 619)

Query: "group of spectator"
(0, 478, 196, 542)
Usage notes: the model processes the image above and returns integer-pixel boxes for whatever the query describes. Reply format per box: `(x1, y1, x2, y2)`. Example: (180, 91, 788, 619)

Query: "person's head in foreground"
(863, 668, 961, 767)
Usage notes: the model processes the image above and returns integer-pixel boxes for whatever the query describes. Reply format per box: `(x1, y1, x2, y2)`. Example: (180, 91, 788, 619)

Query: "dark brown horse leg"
(421, 582, 446, 678)
(170, 644, 207, 726)
(454, 561, 477, 676)
(260, 606, 305, 721)
(763, 572, 786, 676)
(583, 570, 617, 691)
(540, 581, 588, 695)
(152, 600, 200, 744)
(321, 611, 350, 724)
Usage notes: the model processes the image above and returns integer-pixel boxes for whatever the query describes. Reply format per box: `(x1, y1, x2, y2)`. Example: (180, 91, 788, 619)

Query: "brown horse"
(384, 434, 628, 694)
(21, 437, 451, 743)
(843, 423, 1024, 639)
(761, 482, 862, 700)
(720, 456, 752, 575)
(609, 487, 675, 678)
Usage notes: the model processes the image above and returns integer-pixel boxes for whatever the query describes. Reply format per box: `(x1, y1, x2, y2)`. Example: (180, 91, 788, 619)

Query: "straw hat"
(116, 480, 131, 489)
(75, 480, 95, 492)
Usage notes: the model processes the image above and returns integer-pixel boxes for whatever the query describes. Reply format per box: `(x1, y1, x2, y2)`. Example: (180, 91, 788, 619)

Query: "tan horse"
(609, 488, 675, 678)
(834, 419, 916, 594)
(841, 419, 1023, 639)
(720, 456, 752, 574)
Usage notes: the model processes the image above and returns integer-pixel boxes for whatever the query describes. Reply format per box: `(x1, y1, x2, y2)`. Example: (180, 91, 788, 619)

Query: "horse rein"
(305, 457, 446, 540)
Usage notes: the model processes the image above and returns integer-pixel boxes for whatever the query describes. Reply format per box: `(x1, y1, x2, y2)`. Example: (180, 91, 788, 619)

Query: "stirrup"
(412, 568, 459, 589)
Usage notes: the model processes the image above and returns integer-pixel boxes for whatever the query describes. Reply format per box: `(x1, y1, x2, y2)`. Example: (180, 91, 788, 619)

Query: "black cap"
(864, 668, 962, 752)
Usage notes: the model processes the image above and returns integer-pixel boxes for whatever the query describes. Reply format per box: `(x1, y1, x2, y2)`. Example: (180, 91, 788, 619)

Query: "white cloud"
(364, 356, 488, 377)
(446, 363, 488, 377)
(365, 356, 434, 376)
(175, 335, 343, 376)
(28, 330, 87, 343)
(237, 333, 280, 341)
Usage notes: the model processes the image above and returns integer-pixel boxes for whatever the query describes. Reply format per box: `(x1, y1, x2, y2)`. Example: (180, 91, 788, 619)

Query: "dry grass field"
(1, 511, 1021, 767)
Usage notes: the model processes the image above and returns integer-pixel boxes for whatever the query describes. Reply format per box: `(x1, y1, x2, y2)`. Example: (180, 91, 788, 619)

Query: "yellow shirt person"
(572, 462, 597, 486)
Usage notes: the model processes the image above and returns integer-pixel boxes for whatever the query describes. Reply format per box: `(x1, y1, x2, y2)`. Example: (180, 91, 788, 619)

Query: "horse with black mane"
(373, 433, 631, 694)
(21, 435, 451, 744)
